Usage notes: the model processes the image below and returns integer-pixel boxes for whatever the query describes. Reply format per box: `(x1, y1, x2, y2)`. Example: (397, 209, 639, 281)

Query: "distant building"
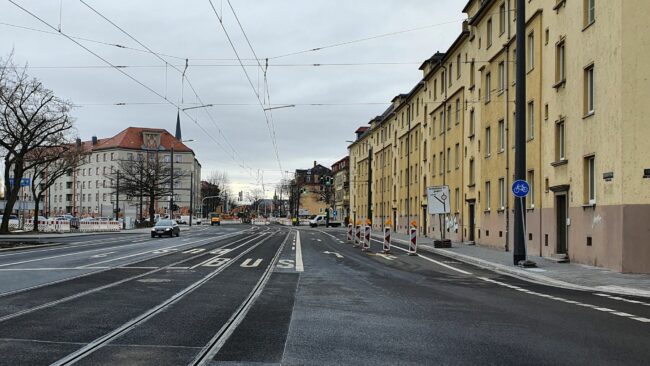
(331, 156, 350, 224)
(26, 127, 201, 219)
(293, 161, 332, 217)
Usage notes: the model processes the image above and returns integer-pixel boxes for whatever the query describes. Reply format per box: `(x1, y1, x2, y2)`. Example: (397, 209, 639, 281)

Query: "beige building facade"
(349, 0, 650, 273)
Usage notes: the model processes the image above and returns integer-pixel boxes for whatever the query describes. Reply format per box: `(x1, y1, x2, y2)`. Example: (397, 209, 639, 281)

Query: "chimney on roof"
(175, 110, 182, 140)
(91, 136, 98, 145)
(76, 138, 81, 147)
(313, 161, 317, 168)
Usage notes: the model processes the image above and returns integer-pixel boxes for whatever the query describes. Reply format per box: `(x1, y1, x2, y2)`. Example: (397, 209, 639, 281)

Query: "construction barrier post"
(383, 227, 391, 254)
(347, 224, 353, 242)
(354, 225, 361, 247)
(408, 225, 418, 256)
(362, 225, 371, 252)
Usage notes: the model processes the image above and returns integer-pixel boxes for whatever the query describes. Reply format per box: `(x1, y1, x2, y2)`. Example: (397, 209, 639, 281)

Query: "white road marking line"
(295, 231, 303, 272)
(240, 258, 263, 268)
(0, 267, 108, 271)
(595, 293, 650, 306)
(373, 238, 472, 275)
(118, 266, 159, 269)
(90, 251, 116, 258)
(479, 277, 650, 323)
(323, 251, 343, 259)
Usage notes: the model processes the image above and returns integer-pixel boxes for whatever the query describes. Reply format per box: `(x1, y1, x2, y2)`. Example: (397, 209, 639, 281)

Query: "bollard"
(408, 226, 418, 256)
(362, 225, 371, 252)
(354, 225, 361, 247)
(383, 226, 391, 254)
(347, 224, 353, 242)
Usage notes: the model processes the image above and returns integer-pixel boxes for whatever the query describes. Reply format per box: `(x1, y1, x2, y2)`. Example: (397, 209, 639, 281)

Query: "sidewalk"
(354, 228, 650, 299)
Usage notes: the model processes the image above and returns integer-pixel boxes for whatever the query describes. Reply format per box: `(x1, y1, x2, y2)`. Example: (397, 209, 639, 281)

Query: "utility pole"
(189, 171, 193, 227)
(115, 170, 120, 221)
(406, 104, 411, 231)
(367, 148, 372, 224)
(513, 0, 527, 265)
(169, 146, 174, 218)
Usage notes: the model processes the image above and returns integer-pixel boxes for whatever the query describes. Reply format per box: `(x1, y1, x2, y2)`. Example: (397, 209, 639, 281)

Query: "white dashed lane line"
(480, 277, 650, 323)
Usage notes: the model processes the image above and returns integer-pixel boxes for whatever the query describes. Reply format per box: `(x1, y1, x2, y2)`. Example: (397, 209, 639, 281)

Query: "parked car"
(309, 214, 343, 228)
(80, 217, 95, 223)
(0, 215, 19, 226)
(193, 217, 202, 225)
(151, 219, 180, 238)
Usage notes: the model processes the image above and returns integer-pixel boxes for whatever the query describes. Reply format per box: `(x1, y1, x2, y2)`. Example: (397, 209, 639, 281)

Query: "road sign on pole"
(427, 186, 450, 215)
(511, 180, 530, 198)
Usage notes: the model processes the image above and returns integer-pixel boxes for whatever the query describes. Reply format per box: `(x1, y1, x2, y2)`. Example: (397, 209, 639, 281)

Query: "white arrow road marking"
(323, 251, 343, 259)
(240, 258, 263, 268)
(90, 252, 116, 258)
(375, 253, 397, 261)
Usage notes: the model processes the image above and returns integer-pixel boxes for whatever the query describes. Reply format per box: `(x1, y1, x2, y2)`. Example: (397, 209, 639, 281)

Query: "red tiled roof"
(355, 126, 369, 133)
(85, 127, 193, 153)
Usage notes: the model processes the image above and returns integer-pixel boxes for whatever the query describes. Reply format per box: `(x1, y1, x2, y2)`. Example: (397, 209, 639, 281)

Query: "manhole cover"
(137, 278, 171, 283)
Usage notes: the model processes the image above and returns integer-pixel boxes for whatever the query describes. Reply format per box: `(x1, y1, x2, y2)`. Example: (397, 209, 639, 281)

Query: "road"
(0, 224, 648, 365)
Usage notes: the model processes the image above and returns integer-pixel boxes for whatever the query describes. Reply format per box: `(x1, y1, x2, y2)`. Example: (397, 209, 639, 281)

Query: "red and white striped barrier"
(354, 225, 361, 247)
(347, 224, 353, 242)
(383, 227, 391, 254)
(408, 227, 418, 255)
(362, 226, 371, 252)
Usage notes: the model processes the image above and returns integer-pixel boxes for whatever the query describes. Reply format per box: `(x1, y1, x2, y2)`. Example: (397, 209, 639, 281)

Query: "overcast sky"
(1, 0, 465, 197)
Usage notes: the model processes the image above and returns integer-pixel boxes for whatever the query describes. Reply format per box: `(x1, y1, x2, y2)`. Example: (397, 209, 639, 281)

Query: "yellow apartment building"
(348, 0, 650, 273)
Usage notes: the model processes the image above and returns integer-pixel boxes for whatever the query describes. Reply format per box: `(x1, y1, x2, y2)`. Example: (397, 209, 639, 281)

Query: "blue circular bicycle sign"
(511, 180, 530, 198)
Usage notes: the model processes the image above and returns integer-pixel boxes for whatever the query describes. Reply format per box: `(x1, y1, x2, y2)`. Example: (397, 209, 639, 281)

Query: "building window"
(556, 120, 566, 161)
(556, 40, 566, 84)
(485, 127, 491, 157)
(446, 147, 451, 172)
(441, 71, 445, 94)
(449, 64, 453, 87)
(498, 61, 505, 92)
(487, 18, 493, 48)
(527, 32, 535, 71)
(164, 155, 171, 163)
(455, 143, 460, 169)
(498, 178, 505, 209)
(432, 155, 436, 176)
(469, 109, 476, 136)
(439, 152, 444, 175)
(447, 106, 452, 130)
(485, 181, 491, 211)
(498, 119, 505, 152)
(527, 170, 535, 208)
(527, 101, 535, 139)
(95, 154, 99, 163)
(585, 0, 595, 26)
(470, 60, 475, 87)
(127, 153, 133, 161)
(485, 72, 491, 103)
(434, 79, 438, 100)
(103, 153, 106, 162)
(585, 64, 595, 115)
(456, 54, 461, 79)
(499, 2, 506, 35)
(585, 156, 596, 204)
(469, 158, 475, 185)
(455, 99, 460, 125)
(110, 152, 114, 160)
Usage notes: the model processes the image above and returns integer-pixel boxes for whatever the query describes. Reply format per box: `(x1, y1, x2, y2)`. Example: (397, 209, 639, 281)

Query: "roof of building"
(90, 127, 194, 153)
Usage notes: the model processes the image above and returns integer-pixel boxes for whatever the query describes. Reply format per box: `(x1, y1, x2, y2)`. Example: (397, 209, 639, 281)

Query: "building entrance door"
(556, 193, 568, 254)
(468, 202, 476, 242)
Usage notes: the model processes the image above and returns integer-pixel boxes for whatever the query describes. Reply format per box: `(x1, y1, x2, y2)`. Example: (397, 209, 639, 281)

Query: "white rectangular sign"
(427, 186, 451, 214)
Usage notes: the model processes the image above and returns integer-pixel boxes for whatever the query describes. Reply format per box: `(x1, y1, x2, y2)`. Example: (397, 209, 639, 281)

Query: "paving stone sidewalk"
(351, 227, 650, 298)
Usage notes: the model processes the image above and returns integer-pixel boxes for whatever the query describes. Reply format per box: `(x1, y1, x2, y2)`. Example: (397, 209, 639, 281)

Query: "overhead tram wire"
(4, 62, 421, 69)
(268, 18, 465, 60)
(208, 0, 283, 173)
(226, 0, 282, 175)
(8, 0, 246, 171)
(78, 0, 253, 174)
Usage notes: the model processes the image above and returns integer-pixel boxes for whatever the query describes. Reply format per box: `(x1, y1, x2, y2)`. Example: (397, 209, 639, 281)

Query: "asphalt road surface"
(0, 224, 648, 365)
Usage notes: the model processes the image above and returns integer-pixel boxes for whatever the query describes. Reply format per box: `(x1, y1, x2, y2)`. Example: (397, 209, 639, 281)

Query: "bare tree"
(246, 188, 265, 216)
(105, 152, 184, 225)
(201, 170, 230, 215)
(27, 144, 87, 231)
(0, 54, 75, 233)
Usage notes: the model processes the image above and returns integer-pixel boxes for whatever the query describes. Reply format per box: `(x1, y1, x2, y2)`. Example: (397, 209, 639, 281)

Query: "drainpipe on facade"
(504, 0, 512, 252)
